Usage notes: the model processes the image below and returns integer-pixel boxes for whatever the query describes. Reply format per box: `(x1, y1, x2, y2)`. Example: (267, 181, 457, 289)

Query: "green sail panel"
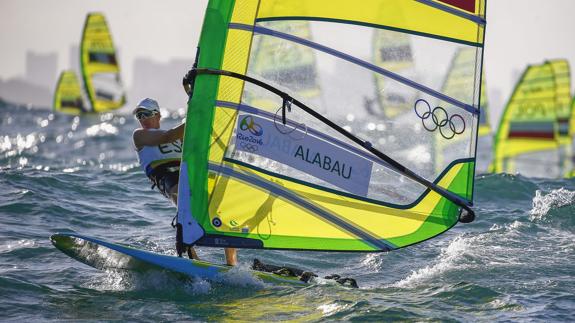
(80, 12, 125, 113)
(177, 0, 487, 252)
(53, 70, 87, 115)
(491, 62, 560, 177)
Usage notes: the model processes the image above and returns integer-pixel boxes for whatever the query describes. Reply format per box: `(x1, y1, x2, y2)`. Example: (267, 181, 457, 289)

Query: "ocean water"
(1, 101, 573, 322)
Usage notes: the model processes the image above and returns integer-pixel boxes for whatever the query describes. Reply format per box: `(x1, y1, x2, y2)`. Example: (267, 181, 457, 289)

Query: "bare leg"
(187, 246, 200, 260)
(168, 185, 178, 206)
(225, 248, 237, 266)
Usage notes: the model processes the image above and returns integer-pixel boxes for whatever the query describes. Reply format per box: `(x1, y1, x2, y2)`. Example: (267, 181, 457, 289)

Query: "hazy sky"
(2, 0, 575, 122)
(0, 0, 208, 86)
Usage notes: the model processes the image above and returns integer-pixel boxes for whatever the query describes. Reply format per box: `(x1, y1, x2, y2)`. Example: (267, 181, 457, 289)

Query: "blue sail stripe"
(208, 162, 396, 251)
(229, 23, 479, 115)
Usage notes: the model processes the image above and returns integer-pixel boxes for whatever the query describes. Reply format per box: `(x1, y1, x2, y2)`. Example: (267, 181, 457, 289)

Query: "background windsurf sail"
(178, 0, 487, 252)
(570, 95, 575, 177)
(80, 12, 125, 113)
(547, 59, 572, 176)
(248, 20, 322, 110)
(53, 70, 87, 115)
(434, 48, 491, 174)
(372, 28, 417, 119)
(491, 62, 560, 177)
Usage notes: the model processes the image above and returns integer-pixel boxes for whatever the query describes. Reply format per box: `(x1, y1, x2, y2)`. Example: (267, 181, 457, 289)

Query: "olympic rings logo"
(414, 99, 466, 140)
(240, 115, 263, 136)
(239, 142, 259, 153)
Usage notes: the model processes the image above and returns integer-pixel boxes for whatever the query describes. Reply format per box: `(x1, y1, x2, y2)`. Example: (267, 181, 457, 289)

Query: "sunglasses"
(135, 110, 158, 120)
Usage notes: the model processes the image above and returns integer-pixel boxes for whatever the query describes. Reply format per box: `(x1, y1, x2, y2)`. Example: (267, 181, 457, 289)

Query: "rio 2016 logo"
(240, 116, 263, 136)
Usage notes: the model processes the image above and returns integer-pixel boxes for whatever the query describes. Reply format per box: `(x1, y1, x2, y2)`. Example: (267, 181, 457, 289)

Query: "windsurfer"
(133, 97, 237, 266)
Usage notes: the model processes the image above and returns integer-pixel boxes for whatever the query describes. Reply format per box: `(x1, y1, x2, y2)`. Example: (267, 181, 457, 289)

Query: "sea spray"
(393, 235, 474, 288)
(530, 188, 575, 220)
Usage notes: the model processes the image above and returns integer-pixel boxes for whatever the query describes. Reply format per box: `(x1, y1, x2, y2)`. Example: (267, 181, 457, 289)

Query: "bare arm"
(133, 123, 185, 149)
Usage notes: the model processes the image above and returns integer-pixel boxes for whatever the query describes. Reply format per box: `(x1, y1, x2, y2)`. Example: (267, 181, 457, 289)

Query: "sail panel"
(53, 70, 86, 115)
(491, 62, 560, 176)
(373, 29, 417, 119)
(434, 48, 491, 174)
(256, 0, 485, 46)
(547, 60, 572, 176)
(178, 0, 486, 251)
(80, 13, 125, 113)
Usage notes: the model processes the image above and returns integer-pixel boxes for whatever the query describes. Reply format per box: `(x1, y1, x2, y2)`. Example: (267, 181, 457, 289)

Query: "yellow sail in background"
(547, 60, 572, 176)
(250, 21, 320, 105)
(80, 12, 125, 113)
(53, 70, 87, 115)
(373, 29, 415, 119)
(435, 47, 490, 174)
(491, 62, 560, 177)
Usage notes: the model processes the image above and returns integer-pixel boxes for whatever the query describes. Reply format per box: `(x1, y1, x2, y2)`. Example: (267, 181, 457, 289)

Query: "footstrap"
(252, 258, 317, 282)
(324, 274, 359, 288)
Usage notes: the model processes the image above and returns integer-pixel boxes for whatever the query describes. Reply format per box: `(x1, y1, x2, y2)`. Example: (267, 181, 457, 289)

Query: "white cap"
(132, 98, 159, 114)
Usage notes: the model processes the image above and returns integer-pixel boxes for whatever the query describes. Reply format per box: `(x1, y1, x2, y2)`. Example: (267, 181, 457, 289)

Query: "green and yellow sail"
(80, 12, 125, 113)
(547, 59, 572, 176)
(491, 62, 560, 176)
(177, 0, 487, 252)
(53, 70, 86, 115)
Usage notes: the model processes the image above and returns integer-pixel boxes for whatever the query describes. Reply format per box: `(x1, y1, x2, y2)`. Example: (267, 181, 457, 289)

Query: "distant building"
(0, 51, 56, 108)
(69, 45, 80, 73)
(26, 51, 57, 90)
(0, 78, 51, 108)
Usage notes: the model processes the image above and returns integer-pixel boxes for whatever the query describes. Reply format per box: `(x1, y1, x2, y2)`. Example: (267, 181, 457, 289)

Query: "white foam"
(530, 188, 575, 220)
(216, 265, 266, 289)
(318, 302, 349, 316)
(86, 269, 213, 295)
(361, 253, 384, 272)
(393, 235, 473, 288)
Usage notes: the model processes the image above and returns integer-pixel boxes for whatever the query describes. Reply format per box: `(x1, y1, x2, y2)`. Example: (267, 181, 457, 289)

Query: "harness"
(147, 160, 180, 198)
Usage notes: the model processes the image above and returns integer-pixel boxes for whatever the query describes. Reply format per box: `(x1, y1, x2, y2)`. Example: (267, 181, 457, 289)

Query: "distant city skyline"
(2, 0, 575, 125)
(0, 49, 193, 111)
(0, 0, 206, 88)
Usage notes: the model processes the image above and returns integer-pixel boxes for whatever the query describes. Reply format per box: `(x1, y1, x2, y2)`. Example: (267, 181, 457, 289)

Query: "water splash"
(530, 188, 575, 220)
(217, 265, 266, 289)
(393, 235, 473, 288)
